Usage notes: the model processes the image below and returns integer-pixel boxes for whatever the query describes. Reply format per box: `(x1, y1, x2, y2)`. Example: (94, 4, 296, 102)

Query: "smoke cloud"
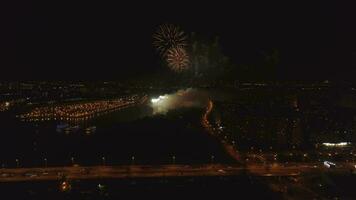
(150, 88, 209, 114)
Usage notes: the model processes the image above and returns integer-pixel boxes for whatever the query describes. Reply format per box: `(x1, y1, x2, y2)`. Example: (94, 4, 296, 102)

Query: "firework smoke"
(150, 88, 209, 114)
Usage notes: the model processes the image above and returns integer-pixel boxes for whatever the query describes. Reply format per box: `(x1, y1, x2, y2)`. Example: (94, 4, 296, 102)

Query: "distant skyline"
(2, 1, 356, 80)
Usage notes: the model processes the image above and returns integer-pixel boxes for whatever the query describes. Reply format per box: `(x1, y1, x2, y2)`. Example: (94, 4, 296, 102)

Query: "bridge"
(0, 162, 354, 182)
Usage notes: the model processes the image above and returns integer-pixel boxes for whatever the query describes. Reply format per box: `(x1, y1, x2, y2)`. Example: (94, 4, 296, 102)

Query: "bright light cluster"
(151, 95, 167, 104)
(322, 142, 351, 147)
(19, 95, 147, 122)
(0, 100, 25, 112)
(323, 161, 336, 168)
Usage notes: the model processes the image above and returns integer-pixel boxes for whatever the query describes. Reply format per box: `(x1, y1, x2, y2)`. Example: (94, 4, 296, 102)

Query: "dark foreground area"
(3, 173, 356, 200)
(0, 176, 282, 200)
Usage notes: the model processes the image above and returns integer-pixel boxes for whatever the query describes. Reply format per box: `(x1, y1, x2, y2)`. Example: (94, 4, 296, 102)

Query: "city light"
(19, 95, 147, 122)
(60, 181, 71, 192)
(322, 142, 351, 147)
(2, 0, 356, 197)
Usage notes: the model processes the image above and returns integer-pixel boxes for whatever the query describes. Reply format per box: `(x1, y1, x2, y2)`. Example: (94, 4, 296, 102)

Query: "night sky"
(3, 1, 356, 80)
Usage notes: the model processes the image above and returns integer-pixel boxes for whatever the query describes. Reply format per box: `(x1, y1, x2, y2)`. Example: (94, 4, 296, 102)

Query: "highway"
(0, 163, 354, 182)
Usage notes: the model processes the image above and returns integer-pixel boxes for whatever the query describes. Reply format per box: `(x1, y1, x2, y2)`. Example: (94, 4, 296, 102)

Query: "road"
(202, 100, 242, 162)
(0, 163, 354, 182)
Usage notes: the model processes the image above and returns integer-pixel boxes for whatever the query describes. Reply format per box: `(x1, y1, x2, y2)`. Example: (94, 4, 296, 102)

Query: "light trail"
(201, 100, 242, 163)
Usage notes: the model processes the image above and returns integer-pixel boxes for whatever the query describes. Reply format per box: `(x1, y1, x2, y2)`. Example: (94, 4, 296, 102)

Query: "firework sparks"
(166, 47, 190, 72)
(153, 24, 187, 56)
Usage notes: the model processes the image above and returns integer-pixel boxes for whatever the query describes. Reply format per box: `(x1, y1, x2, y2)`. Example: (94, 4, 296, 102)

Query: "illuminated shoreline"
(18, 95, 148, 122)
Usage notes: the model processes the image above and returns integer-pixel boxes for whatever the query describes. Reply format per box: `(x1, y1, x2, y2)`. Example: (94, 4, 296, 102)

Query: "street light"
(44, 158, 47, 168)
(71, 157, 74, 165)
(211, 155, 215, 163)
(15, 159, 19, 168)
(131, 156, 135, 165)
(172, 155, 176, 164)
(102, 157, 106, 166)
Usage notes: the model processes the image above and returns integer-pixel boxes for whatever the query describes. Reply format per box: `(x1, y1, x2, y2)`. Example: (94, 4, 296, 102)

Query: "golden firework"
(166, 47, 190, 72)
(153, 24, 187, 56)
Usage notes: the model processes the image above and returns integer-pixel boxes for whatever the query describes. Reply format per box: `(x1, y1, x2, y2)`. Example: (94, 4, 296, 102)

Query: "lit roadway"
(0, 163, 355, 182)
(202, 100, 242, 162)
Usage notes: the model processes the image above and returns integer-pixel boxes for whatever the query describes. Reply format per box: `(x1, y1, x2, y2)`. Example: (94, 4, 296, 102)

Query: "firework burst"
(153, 24, 187, 56)
(166, 47, 190, 72)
